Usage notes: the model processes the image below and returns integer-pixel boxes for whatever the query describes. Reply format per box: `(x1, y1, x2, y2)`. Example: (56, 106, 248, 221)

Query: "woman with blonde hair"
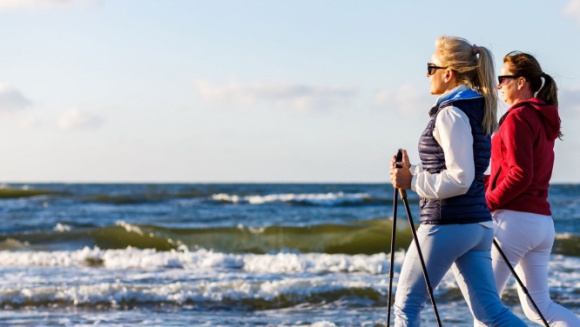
(390, 36, 525, 326)
(480, 51, 580, 326)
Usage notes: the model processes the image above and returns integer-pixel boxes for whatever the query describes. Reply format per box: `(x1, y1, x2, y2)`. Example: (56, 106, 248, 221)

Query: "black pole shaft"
(493, 239, 549, 327)
(386, 188, 399, 326)
(401, 189, 442, 327)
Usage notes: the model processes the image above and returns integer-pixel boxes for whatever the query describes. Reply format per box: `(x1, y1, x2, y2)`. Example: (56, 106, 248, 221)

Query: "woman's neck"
(509, 89, 534, 107)
(443, 80, 461, 93)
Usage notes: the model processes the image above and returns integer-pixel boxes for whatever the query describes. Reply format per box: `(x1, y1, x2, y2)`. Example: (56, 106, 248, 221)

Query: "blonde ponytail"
(436, 36, 498, 136)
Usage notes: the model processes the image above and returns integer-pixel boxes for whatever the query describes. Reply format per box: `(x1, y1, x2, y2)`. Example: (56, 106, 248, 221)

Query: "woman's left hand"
(390, 149, 413, 190)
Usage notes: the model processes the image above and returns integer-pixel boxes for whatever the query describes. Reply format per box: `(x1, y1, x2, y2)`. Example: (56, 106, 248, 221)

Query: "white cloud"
(193, 78, 358, 111)
(559, 87, 580, 116)
(0, 0, 96, 11)
(19, 115, 42, 129)
(58, 108, 105, 130)
(0, 85, 33, 114)
(372, 83, 434, 116)
(562, 0, 580, 22)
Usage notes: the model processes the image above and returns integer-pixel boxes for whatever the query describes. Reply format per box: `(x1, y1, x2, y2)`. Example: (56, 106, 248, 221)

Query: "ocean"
(0, 183, 578, 326)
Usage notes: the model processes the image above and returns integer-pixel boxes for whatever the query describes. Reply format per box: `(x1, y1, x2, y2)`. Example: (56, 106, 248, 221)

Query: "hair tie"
(540, 72, 547, 78)
(472, 44, 479, 55)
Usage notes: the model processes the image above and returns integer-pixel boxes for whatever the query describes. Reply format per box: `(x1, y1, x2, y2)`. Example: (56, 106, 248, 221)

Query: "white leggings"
(475, 209, 580, 327)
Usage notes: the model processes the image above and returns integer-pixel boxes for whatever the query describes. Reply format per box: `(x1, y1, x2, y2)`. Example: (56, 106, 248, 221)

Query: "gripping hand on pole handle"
(395, 149, 407, 199)
(390, 149, 413, 199)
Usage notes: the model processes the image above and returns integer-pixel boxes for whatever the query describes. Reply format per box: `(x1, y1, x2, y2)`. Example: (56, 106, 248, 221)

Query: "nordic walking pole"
(396, 149, 442, 327)
(386, 151, 402, 326)
(493, 239, 549, 327)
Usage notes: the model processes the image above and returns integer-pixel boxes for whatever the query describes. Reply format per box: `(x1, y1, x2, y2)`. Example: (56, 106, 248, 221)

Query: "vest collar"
(434, 84, 482, 107)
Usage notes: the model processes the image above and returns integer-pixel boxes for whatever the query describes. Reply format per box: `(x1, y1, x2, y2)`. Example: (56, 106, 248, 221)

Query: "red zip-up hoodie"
(486, 98, 561, 215)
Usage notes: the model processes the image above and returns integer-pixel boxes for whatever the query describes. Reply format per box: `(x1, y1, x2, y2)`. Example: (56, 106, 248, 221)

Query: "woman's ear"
(518, 77, 528, 90)
(444, 69, 454, 83)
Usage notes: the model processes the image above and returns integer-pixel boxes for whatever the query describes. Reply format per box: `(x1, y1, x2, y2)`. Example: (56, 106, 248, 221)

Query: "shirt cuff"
(410, 164, 421, 192)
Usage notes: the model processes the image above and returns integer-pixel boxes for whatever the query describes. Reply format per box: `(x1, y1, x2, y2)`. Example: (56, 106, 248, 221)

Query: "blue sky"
(1, 0, 579, 183)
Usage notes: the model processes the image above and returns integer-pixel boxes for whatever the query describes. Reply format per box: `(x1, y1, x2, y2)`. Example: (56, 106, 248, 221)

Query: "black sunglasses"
(498, 75, 521, 85)
(427, 63, 446, 75)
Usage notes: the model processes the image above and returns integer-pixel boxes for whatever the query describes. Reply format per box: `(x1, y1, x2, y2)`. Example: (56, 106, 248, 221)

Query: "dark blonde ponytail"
(537, 73, 558, 107)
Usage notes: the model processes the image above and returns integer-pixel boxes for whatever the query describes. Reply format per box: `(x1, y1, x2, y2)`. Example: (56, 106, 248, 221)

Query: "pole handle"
(395, 149, 407, 199)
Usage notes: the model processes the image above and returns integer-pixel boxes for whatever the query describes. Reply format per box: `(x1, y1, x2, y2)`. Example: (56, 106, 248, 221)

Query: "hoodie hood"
(509, 98, 561, 141)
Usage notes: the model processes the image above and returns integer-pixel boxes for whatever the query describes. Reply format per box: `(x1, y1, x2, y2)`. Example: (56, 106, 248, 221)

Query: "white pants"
(474, 209, 580, 327)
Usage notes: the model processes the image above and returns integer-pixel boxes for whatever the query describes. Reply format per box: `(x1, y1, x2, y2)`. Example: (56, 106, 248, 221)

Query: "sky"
(1, 0, 580, 183)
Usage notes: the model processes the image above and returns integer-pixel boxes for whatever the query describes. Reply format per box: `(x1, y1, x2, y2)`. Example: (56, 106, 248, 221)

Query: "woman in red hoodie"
(481, 52, 580, 326)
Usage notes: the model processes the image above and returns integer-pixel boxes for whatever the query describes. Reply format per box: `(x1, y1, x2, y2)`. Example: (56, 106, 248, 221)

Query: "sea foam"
(211, 192, 370, 206)
(0, 247, 399, 274)
(0, 248, 578, 309)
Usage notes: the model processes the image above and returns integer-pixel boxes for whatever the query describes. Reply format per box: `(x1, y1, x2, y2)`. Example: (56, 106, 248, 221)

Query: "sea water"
(0, 183, 578, 326)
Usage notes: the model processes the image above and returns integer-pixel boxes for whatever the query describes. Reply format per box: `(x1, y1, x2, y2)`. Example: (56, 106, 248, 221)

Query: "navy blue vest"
(418, 97, 491, 225)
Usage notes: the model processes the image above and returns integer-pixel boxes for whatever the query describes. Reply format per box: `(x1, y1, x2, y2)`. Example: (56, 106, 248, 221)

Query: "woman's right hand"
(390, 149, 413, 190)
